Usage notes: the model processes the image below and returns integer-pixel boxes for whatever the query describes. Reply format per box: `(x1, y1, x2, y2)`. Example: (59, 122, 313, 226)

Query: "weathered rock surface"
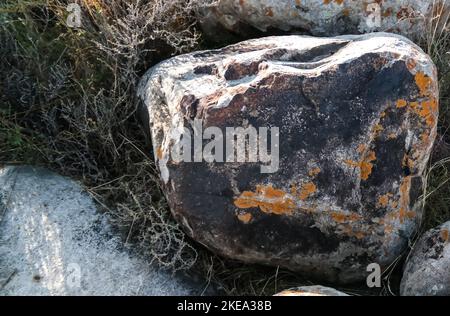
(198, 0, 448, 43)
(274, 285, 349, 296)
(0, 166, 205, 296)
(138, 33, 438, 283)
(400, 221, 450, 296)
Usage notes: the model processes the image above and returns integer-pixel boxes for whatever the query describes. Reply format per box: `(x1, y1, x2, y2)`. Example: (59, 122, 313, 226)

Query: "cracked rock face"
(400, 221, 450, 296)
(138, 33, 438, 283)
(197, 0, 448, 43)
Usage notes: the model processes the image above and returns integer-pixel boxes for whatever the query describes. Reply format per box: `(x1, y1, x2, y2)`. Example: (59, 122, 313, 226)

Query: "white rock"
(0, 166, 203, 296)
(400, 221, 450, 296)
(198, 0, 449, 42)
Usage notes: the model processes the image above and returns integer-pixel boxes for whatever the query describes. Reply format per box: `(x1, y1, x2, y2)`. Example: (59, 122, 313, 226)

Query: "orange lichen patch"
(299, 182, 317, 201)
(325, 209, 369, 239)
(359, 161, 373, 180)
(382, 192, 415, 233)
(264, 186, 286, 199)
(396, 72, 438, 128)
(396, 99, 408, 108)
(237, 212, 252, 224)
(345, 150, 377, 180)
(234, 185, 296, 215)
(419, 98, 438, 127)
(441, 229, 449, 242)
(377, 193, 392, 208)
(415, 72, 433, 97)
(403, 97, 438, 127)
(156, 146, 164, 159)
(308, 167, 321, 177)
(330, 212, 362, 223)
(409, 101, 419, 111)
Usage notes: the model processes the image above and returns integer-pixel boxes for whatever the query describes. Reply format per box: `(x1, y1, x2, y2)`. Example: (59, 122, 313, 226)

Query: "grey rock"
(0, 166, 205, 296)
(274, 285, 349, 296)
(400, 221, 450, 296)
(138, 33, 438, 283)
(197, 0, 449, 43)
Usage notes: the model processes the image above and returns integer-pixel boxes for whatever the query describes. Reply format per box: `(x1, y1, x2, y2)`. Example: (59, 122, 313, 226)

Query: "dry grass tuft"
(420, 0, 450, 231)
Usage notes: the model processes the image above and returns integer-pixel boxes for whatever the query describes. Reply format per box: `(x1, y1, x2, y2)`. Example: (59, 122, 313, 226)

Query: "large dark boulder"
(138, 33, 438, 283)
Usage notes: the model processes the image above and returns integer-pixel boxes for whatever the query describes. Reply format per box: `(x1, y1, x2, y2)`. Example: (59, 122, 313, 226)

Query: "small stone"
(400, 221, 450, 296)
(274, 285, 349, 296)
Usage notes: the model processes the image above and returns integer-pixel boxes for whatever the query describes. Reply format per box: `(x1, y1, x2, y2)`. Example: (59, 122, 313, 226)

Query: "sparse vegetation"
(0, 0, 449, 296)
(0, 0, 205, 272)
(422, 0, 450, 232)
